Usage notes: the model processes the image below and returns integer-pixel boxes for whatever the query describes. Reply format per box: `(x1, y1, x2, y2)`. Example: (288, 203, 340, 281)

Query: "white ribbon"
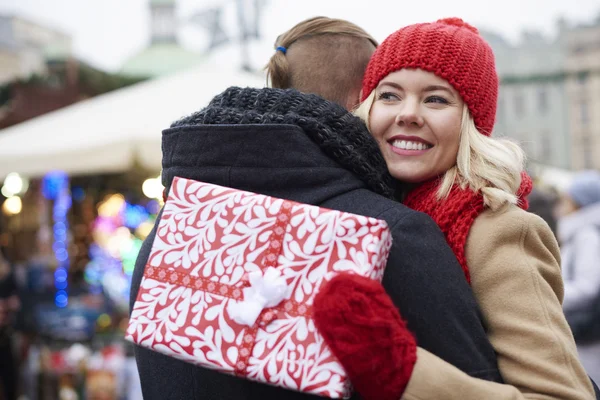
(227, 267, 289, 327)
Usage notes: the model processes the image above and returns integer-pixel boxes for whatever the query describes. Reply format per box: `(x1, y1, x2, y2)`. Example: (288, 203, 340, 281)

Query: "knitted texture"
(313, 274, 417, 400)
(403, 173, 533, 283)
(361, 17, 499, 136)
(172, 87, 395, 198)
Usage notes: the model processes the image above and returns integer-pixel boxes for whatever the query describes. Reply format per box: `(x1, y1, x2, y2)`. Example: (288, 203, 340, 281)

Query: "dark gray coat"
(130, 87, 501, 399)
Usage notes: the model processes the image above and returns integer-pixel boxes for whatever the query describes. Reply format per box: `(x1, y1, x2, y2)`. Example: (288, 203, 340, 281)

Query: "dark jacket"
(130, 87, 501, 400)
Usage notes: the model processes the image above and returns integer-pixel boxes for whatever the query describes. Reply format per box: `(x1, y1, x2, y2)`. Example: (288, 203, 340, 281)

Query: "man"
(130, 17, 502, 400)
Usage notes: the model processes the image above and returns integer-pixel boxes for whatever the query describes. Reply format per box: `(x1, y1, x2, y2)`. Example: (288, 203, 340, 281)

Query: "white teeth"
(392, 140, 431, 150)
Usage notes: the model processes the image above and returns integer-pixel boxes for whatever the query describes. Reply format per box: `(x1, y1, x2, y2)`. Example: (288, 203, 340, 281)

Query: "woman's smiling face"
(368, 68, 464, 183)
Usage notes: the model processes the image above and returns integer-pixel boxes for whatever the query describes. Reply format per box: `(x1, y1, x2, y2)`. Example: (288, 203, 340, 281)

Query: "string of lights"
(43, 171, 72, 308)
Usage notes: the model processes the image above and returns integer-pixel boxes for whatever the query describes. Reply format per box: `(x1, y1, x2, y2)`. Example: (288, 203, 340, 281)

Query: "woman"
(313, 18, 596, 400)
(556, 170, 600, 384)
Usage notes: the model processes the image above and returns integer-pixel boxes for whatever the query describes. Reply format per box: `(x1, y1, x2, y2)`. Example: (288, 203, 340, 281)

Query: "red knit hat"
(361, 18, 498, 136)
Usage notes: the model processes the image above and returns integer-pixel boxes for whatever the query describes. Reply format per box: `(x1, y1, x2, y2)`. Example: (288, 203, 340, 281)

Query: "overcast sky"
(0, 0, 598, 72)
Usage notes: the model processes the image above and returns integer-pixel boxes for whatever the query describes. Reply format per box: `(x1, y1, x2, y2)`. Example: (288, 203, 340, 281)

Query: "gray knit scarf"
(171, 87, 395, 198)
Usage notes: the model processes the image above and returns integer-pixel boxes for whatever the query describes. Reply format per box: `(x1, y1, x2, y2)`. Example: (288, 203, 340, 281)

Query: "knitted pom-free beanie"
(362, 17, 498, 136)
(313, 274, 417, 400)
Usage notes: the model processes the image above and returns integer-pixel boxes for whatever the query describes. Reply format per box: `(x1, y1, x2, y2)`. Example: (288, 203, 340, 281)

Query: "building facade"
(484, 14, 600, 171)
(0, 15, 71, 85)
(483, 28, 571, 169)
(120, 0, 204, 78)
(564, 19, 600, 170)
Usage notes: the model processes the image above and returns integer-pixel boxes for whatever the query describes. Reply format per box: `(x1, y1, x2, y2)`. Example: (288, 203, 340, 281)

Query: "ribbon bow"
(227, 267, 289, 327)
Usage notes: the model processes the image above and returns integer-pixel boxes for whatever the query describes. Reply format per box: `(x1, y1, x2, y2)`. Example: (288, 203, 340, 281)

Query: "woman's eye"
(426, 96, 449, 104)
(378, 91, 401, 101)
(378, 92, 400, 100)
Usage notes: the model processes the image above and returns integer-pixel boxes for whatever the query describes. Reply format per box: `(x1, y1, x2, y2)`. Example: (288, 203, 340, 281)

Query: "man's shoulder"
(323, 188, 435, 229)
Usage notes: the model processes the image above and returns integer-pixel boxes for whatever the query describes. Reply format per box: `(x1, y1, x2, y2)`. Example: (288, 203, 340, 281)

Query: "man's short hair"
(265, 17, 377, 109)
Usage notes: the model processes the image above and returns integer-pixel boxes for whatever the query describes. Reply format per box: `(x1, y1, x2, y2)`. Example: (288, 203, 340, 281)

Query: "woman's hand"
(313, 273, 417, 400)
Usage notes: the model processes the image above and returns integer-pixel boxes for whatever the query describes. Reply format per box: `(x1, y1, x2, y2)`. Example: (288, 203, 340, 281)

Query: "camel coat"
(403, 206, 595, 399)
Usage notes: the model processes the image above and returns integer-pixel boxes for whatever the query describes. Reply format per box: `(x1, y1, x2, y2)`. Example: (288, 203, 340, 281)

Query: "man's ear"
(346, 88, 364, 112)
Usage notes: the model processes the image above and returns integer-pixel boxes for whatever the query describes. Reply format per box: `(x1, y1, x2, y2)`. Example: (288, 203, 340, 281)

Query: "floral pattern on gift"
(126, 177, 392, 398)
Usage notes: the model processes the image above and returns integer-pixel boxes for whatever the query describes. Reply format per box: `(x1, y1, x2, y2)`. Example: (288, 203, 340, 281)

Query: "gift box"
(126, 177, 392, 398)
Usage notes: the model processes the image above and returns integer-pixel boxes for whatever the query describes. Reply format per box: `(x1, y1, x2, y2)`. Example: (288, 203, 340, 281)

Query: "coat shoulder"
(471, 206, 553, 239)
(325, 189, 425, 229)
(466, 205, 562, 295)
(468, 206, 559, 260)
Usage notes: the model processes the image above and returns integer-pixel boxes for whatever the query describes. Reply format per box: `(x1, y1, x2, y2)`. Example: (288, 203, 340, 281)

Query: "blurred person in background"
(0, 247, 20, 400)
(556, 170, 600, 384)
(527, 186, 559, 236)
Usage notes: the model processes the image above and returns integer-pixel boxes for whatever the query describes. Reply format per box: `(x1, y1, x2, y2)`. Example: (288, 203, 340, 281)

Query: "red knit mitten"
(313, 274, 417, 400)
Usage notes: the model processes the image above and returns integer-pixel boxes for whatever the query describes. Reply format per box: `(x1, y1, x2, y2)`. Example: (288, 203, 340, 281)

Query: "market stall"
(0, 63, 264, 400)
(0, 62, 264, 180)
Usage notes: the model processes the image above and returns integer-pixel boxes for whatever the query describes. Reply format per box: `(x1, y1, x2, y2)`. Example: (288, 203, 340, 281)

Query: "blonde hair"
(265, 16, 378, 108)
(355, 91, 526, 211)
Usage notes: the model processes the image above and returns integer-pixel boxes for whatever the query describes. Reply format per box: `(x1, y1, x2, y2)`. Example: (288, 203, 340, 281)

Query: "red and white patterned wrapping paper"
(126, 177, 392, 398)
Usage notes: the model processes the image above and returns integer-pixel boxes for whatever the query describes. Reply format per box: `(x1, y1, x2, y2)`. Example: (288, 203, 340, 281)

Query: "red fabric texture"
(313, 274, 417, 400)
(361, 17, 498, 136)
(403, 172, 533, 283)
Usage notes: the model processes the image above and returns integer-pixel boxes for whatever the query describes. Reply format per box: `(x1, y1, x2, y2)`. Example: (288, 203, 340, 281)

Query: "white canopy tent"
(0, 61, 265, 180)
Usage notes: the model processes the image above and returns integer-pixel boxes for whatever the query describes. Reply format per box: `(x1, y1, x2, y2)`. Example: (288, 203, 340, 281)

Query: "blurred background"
(0, 0, 599, 399)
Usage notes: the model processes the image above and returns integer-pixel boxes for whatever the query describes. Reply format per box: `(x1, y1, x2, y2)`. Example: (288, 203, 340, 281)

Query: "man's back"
(130, 87, 500, 399)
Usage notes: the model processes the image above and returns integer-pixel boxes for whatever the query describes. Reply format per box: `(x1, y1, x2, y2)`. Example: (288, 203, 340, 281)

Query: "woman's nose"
(394, 98, 424, 127)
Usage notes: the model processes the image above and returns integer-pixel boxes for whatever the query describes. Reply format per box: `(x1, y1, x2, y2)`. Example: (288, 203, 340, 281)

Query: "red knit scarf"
(403, 173, 533, 284)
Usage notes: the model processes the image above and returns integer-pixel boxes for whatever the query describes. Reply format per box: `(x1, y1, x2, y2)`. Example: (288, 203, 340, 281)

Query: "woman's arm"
(315, 207, 595, 400)
(463, 207, 594, 399)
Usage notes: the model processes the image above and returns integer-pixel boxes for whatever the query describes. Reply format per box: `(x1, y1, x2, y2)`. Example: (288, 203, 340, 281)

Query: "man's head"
(265, 16, 377, 111)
